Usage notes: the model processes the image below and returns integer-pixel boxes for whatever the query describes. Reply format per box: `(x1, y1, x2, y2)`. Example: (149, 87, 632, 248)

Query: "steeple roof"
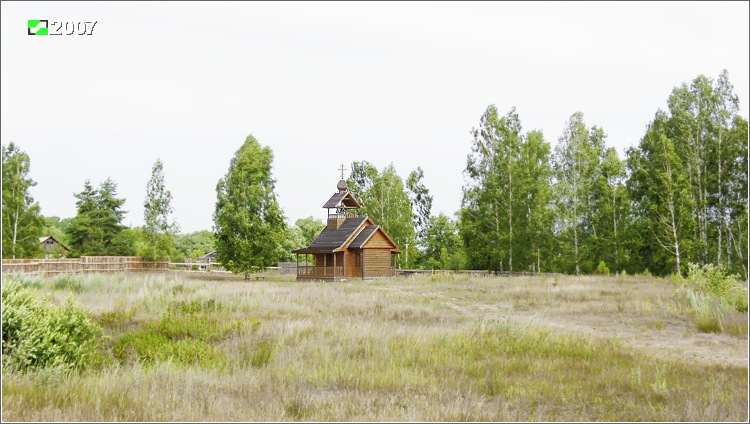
(322, 191, 361, 209)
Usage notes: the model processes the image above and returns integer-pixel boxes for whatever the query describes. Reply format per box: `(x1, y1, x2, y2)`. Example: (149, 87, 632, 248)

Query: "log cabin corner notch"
(292, 176, 400, 281)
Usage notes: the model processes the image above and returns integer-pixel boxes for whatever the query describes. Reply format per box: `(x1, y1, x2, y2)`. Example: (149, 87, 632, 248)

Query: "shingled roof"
(348, 225, 401, 252)
(348, 226, 378, 249)
(292, 216, 370, 254)
(322, 191, 361, 209)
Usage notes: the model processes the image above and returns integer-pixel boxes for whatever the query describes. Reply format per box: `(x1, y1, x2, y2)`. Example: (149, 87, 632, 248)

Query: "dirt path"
(375, 285, 748, 369)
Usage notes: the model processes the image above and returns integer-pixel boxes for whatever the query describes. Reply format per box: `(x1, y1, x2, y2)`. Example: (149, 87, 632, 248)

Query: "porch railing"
(297, 265, 344, 278)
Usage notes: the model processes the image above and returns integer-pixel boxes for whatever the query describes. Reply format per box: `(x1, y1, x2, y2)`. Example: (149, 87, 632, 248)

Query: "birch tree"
(552, 112, 600, 275)
(348, 161, 416, 267)
(627, 113, 693, 276)
(143, 158, 179, 263)
(1, 142, 43, 259)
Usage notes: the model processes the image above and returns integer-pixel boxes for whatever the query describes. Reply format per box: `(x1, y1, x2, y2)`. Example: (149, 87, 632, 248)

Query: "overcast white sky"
(2, 1, 748, 233)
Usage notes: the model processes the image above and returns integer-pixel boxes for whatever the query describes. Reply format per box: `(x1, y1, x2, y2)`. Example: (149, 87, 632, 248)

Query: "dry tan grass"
(2, 272, 747, 421)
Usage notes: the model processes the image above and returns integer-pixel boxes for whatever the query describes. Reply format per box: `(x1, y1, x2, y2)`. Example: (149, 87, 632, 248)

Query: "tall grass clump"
(53, 274, 84, 293)
(1, 280, 104, 373)
(678, 263, 748, 333)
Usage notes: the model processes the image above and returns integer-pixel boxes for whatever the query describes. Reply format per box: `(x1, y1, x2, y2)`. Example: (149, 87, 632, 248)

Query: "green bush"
(677, 263, 749, 333)
(1, 281, 104, 372)
(53, 274, 83, 293)
(112, 312, 244, 368)
(596, 260, 610, 275)
(685, 263, 747, 312)
(113, 330, 220, 368)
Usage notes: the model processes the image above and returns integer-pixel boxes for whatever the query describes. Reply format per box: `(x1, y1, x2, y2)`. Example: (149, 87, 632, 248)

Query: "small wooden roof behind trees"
(39, 236, 70, 252)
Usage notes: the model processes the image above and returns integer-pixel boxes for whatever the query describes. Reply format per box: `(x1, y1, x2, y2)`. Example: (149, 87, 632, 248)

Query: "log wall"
(363, 249, 394, 277)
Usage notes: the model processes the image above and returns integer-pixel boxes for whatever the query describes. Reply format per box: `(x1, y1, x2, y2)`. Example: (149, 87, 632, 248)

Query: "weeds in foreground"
(676, 263, 749, 333)
(1, 281, 104, 372)
(1, 272, 747, 422)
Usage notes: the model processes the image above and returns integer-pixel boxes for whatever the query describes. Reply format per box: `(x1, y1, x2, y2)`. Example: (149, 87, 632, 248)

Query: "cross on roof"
(339, 164, 347, 180)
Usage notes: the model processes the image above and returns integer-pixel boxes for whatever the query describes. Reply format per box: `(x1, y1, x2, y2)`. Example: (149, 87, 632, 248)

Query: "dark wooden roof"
(322, 191, 361, 209)
(348, 226, 378, 248)
(349, 225, 401, 253)
(292, 217, 369, 254)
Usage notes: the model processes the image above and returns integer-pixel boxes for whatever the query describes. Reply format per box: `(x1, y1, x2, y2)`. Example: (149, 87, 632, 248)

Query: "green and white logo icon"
(28, 20, 48, 35)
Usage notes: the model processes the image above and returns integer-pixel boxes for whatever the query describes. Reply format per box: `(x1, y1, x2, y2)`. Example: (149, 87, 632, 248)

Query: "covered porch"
(293, 250, 348, 282)
(292, 250, 398, 281)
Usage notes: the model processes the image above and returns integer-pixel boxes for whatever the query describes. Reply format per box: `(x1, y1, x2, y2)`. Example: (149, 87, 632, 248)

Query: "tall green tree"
(65, 178, 131, 256)
(406, 167, 433, 244)
(143, 158, 179, 263)
(627, 70, 747, 278)
(423, 213, 465, 270)
(723, 115, 748, 279)
(2, 142, 43, 259)
(551, 112, 602, 275)
(590, 147, 631, 273)
(461, 106, 515, 272)
(214, 134, 287, 276)
(348, 161, 416, 268)
(519, 130, 555, 273)
(460, 105, 550, 273)
(627, 116, 693, 276)
(294, 216, 325, 247)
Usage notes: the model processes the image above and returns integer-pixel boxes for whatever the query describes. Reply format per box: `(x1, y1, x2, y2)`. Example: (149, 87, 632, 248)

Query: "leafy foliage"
(2, 142, 44, 259)
(65, 179, 133, 256)
(1, 280, 104, 372)
(627, 70, 748, 278)
(173, 230, 216, 261)
(349, 161, 416, 268)
(40, 216, 73, 254)
(422, 213, 465, 270)
(406, 167, 433, 248)
(214, 134, 287, 274)
(551, 112, 602, 275)
(142, 158, 179, 262)
(461, 106, 555, 273)
(684, 263, 747, 312)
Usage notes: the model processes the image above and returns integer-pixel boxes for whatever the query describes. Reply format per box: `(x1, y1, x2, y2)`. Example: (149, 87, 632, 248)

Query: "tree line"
(2, 71, 747, 279)
(351, 71, 746, 278)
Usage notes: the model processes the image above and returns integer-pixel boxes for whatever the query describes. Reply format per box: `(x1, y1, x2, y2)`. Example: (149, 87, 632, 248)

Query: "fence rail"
(2, 256, 168, 276)
(297, 265, 344, 278)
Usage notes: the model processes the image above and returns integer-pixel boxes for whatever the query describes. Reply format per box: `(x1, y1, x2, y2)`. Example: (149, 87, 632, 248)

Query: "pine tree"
(65, 178, 130, 256)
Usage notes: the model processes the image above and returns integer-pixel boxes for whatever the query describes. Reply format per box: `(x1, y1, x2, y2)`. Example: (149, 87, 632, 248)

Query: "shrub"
(596, 261, 610, 275)
(1, 281, 104, 372)
(685, 263, 747, 312)
(112, 312, 245, 368)
(53, 274, 83, 293)
(677, 263, 749, 333)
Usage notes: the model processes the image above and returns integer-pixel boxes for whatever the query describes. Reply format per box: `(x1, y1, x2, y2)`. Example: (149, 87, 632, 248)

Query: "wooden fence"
(1, 256, 169, 276)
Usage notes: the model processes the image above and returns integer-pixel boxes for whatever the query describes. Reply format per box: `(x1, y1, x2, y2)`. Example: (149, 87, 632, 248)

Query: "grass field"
(2, 271, 747, 421)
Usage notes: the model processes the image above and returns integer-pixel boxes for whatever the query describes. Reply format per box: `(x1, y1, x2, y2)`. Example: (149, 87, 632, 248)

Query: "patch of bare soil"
(376, 283, 748, 369)
(515, 310, 748, 368)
